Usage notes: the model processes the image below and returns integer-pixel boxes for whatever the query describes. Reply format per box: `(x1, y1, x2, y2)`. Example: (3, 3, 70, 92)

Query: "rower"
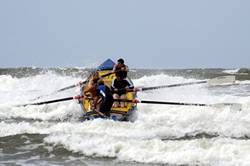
(111, 70, 134, 107)
(95, 80, 114, 117)
(83, 72, 100, 110)
(113, 58, 129, 78)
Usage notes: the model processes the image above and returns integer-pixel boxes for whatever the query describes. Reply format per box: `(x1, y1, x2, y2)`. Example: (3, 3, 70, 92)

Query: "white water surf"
(1, 72, 250, 165)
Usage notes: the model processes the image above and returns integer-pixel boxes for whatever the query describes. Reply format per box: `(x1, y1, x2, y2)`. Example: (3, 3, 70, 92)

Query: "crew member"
(111, 70, 134, 107)
(95, 80, 114, 117)
(83, 72, 100, 109)
(113, 58, 129, 78)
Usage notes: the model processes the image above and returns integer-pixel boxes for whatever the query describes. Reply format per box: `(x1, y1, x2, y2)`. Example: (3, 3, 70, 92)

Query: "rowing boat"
(79, 59, 137, 121)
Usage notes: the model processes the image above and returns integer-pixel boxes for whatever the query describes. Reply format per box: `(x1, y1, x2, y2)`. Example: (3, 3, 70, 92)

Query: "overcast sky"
(0, 0, 249, 69)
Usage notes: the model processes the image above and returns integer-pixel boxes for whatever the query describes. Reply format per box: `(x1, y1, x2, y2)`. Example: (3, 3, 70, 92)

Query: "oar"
(53, 71, 115, 93)
(56, 71, 115, 92)
(115, 99, 242, 111)
(30, 81, 85, 101)
(139, 76, 236, 91)
(56, 81, 86, 92)
(17, 95, 83, 107)
(31, 71, 115, 101)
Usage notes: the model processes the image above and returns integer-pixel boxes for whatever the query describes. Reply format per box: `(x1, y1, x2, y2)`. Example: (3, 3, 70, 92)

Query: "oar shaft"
(114, 99, 241, 111)
(29, 97, 74, 105)
(54, 72, 114, 92)
(100, 72, 115, 77)
(30, 71, 116, 101)
(56, 81, 86, 92)
(140, 76, 236, 91)
(114, 99, 212, 106)
(140, 100, 208, 106)
(114, 99, 209, 107)
(57, 85, 79, 92)
(141, 81, 207, 91)
(20, 95, 83, 107)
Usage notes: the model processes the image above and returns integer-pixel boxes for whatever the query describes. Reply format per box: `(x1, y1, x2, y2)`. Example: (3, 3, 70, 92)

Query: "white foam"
(222, 69, 240, 74)
(0, 72, 83, 104)
(42, 120, 250, 165)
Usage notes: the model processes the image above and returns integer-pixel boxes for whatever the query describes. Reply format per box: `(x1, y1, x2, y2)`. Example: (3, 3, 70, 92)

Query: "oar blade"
(212, 103, 242, 111)
(208, 76, 236, 86)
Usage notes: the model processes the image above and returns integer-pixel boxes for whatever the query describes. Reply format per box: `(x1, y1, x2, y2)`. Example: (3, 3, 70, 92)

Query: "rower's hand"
(79, 80, 85, 85)
(133, 87, 142, 92)
(113, 88, 118, 93)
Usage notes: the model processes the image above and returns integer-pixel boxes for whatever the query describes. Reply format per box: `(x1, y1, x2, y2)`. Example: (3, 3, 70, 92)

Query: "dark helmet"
(117, 58, 124, 64)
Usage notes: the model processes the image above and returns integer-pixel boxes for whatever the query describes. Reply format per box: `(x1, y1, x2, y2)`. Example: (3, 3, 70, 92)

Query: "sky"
(0, 0, 249, 69)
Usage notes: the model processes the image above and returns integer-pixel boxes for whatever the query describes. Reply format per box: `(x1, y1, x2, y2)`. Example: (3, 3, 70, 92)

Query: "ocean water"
(0, 67, 250, 166)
